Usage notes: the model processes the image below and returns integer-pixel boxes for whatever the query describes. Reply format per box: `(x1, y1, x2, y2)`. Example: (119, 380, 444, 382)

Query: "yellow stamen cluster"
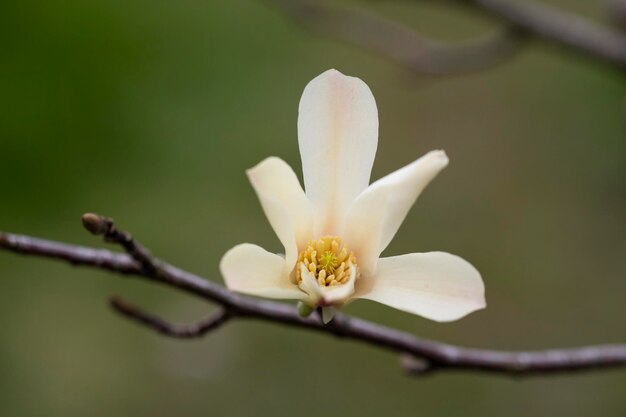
(296, 236, 358, 287)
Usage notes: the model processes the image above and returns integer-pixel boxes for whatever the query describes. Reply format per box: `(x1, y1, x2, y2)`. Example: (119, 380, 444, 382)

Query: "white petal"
(344, 150, 448, 275)
(298, 263, 358, 307)
(320, 263, 357, 304)
(298, 263, 324, 306)
(356, 252, 485, 322)
(220, 243, 304, 300)
(298, 69, 379, 236)
(247, 157, 313, 267)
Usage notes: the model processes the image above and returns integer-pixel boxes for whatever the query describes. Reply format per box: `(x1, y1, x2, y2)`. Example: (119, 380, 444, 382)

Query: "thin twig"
(2, 224, 626, 376)
(110, 297, 232, 339)
(266, 0, 527, 75)
(82, 213, 161, 274)
(0, 231, 139, 274)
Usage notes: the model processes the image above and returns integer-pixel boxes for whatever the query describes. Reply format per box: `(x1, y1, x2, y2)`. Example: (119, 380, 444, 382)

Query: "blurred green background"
(1, 0, 625, 416)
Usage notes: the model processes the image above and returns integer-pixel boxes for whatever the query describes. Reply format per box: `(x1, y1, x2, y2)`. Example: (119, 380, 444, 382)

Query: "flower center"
(296, 236, 358, 287)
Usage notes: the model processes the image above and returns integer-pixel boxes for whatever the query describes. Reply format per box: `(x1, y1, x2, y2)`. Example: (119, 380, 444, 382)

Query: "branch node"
(401, 354, 436, 376)
(82, 213, 159, 275)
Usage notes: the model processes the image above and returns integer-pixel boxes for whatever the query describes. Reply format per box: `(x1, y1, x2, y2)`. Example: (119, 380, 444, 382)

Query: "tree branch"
(265, 0, 626, 71)
(81, 213, 161, 274)
(2, 220, 626, 377)
(608, 0, 626, 28)
(265, 0, 527, 75)
(458, 0, 626, 66)
(110, 297, 232, 339)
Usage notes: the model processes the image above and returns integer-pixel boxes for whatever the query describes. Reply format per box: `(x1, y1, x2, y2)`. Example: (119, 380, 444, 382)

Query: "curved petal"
(220, 243, 304, 300)
(344, 150, 449, 275)
(298, 264, 324, 306)
(298, 69, 379, 236)
(319, 263, 357, 305)
(247, 157, 313, 267)
(356, 252, 485, 322)
(298, 263, 357, 307)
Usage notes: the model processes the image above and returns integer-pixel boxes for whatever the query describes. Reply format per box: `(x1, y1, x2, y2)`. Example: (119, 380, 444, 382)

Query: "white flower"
(220, 69, 485, 323)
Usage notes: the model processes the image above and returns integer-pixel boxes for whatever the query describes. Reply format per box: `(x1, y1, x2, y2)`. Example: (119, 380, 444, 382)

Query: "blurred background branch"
(265, 0, 528, 75)
(266, 0, 626, 73)
(609, 0, 626, 27)
(2, 215, 626, 377)
(455, 0, 626, 65)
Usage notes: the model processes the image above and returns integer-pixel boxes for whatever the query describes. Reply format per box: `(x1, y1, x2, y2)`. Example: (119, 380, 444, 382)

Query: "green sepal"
(297, 301, 315, 317)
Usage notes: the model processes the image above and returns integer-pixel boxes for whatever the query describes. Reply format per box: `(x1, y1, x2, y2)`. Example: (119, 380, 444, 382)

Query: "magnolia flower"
(220, 69, 485, 323)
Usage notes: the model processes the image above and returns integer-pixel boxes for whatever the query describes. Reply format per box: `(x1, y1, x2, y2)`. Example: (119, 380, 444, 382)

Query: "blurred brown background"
(1, 0, 625, 416)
